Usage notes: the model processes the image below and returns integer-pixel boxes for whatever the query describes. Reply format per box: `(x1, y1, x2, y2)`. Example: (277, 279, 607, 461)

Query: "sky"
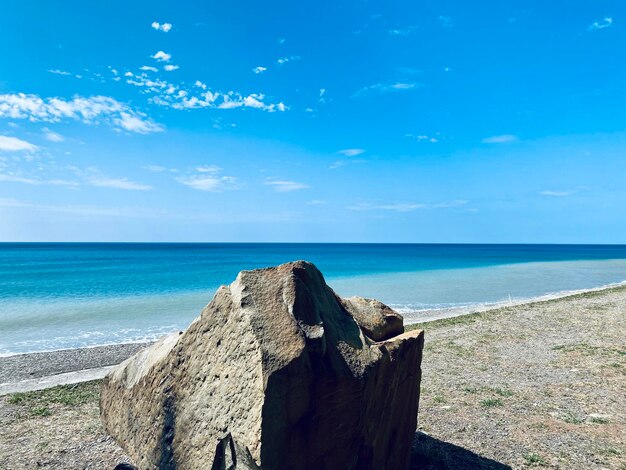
(0, 0, 625, 243)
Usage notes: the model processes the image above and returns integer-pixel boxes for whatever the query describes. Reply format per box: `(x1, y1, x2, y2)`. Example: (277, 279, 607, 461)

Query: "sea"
(1, 243, 626, 356)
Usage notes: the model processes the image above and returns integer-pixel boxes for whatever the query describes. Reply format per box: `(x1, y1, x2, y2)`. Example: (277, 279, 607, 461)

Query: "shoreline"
(2, 281, 626, 396)
(2, 278, 625, 359)
(402, 278, 626, 323)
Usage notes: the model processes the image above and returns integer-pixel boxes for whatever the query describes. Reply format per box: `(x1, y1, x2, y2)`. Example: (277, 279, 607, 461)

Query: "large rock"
(101, 261, 424, 470)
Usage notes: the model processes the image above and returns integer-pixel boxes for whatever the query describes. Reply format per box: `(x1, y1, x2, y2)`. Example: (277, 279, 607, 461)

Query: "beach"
(0, 285, 624, 469)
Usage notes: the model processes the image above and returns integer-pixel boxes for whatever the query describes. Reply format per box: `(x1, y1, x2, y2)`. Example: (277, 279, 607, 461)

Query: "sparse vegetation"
(523, 452, 546, 466)
(480, 398, 503, 408)
(562, 413, 584, 425)
(7, 381, 100, 417)
(433, 395, 446, 404)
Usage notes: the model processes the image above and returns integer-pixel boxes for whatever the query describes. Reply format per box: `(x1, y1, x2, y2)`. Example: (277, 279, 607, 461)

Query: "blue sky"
(0, 0, 625, 242)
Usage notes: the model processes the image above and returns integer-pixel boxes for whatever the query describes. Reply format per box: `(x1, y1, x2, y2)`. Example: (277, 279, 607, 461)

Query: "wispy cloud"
(68, 166, 152, 190)
(151, 22, 172, 33)
(143, 165, 178, 173)
(348, 202, 426, 212)
(88, 177, 152, 191)
(540, 190, 572, 197)
(42, 127, 65, 142)
(152, 50, 172, 62)
(438, 16, 454, 28)
(388, 26, 418, 36)
(331, 149, 367, 169)
(0, 172, 79, 187)
(329, 159, 366, 169)
(0, 197, 153, 218)
(338, 148, 365, 157)
(140, 65, 158, 72)
(432, 200, 469, 208)
(0, 135, 38, 152)
(354, 82, 421, 97)
(307, 200, 327, 205)
(164, 64, 179, 72)
(348, 200, 468, 212)
(0, 93, 163, 134)
(406, 133, 439, 143)
(276, 56, 301, 65)
(265, 179, 309, 192)
(588, 17, 613, 31)
(48, 69, 71, 76)
(253, 66, 267, 74)
(482, 134, 518, 144)
(176, 166, 240, 192)
(114, 112, 163, 134)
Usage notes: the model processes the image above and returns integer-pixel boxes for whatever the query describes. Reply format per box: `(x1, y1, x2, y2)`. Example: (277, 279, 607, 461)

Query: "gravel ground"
(0, 286, 624, 469)
(0, 343, 151, 384)
(410, 286, 626, 469)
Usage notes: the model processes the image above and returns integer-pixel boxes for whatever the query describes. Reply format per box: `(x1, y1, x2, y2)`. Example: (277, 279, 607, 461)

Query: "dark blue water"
(1, 243, 626, 354)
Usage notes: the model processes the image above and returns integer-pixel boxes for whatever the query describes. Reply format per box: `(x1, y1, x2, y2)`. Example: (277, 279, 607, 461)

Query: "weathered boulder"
(341, 296, 404, 341)
(101, 261, 424, 470)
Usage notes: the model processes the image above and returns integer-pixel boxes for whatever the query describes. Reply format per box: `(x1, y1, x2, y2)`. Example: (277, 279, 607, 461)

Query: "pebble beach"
(0, 285, 624, 469)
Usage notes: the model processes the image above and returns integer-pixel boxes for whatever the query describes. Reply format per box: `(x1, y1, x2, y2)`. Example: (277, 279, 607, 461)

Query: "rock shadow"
(410, 432, 512, 470)
(158, 394, 177, 470)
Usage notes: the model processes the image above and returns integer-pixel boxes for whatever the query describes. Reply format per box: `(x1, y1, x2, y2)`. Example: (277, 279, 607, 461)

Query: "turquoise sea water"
(1, 243, 626, 355)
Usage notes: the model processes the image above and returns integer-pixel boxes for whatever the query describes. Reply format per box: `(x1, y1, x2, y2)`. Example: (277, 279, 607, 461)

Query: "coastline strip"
(0, 365, 114, 396)
(1, 283, 625, 395)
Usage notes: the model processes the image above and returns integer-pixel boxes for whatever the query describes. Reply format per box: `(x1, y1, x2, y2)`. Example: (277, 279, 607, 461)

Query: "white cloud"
(354, 82, 420, 96)
(277, 55, 301, 65)
(348, 200, 468, 212)
(0, 135, 38, 152)
(438, 16, 454, 28)
(88, 177, 152, 190)
(540, 190, 572, 197)
(48, 69, 71, 76)
(0, 197, 153, 218)
(253, 66, 267, 74)
(164, 64, 179, 72)
(177, 175, 239, 192)
(388, 26, 418, 36)
(151, 22, 172, 33)
(482, 134, 518, 144)
(348, 202, 426, 212)
(140, 65, 158, 72)
(42, 127, 65, 142)
(71, 167, 152, 190)
(588, 17, 613, 31)
(0, 174, 78, 186)
(265, 179, 309, 192)
(307, 200, 326, 205)
(114, 112, 163, 134)
(194, 80, 207, 90)
(152, 50, 172, 62)
(432, 200, 469, 208)
(0, 93, 163, 134)
(338, 148, 365, 157)
(196, 165, 221, 173)
(406, 134, 439, 143)
(143, 165, 169, 173)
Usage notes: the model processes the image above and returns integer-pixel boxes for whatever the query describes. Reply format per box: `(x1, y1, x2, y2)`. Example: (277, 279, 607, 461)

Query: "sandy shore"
(0, 285, 624, 469)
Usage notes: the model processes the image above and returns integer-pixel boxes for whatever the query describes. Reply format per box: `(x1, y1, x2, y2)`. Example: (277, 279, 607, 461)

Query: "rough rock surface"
(341, 296, 404, 341)
(100, 261, 424, 470)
